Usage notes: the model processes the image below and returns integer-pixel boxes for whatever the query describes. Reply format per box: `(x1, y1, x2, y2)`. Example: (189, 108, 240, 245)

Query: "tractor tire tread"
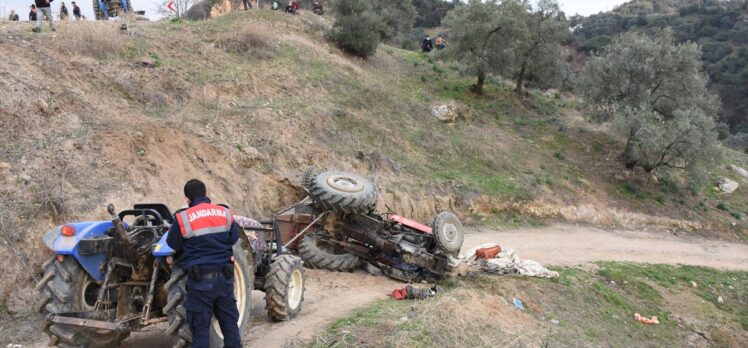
(307, 171, 378, 215)
(298, 234, 360, 272)
(37, 257, 127, 348)
(264, 255, 304, 322)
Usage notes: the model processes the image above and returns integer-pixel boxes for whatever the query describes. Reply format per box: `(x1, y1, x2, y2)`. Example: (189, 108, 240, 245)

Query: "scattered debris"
(461, 244, 559, 278)
(690, 281, 698, 288)
(717, 177, 739, 194)
(512, 298, 525, 310)
(550, 319, 560, 325)
(718, 296, 724, 304)
(389, 285, 440, 300)
(475, 245, 501, 259)
(634, 313, 659, 324)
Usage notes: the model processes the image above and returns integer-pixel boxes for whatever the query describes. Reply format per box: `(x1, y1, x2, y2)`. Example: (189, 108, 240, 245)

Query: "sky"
(0, 0, 629, 23)
(557, 0, 629, 16)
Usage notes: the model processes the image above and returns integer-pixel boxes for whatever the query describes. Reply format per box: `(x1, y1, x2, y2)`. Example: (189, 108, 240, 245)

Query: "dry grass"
(53, 21, 127, 59)
(214, 23, 276, 59)
(388, 287, 543, 347)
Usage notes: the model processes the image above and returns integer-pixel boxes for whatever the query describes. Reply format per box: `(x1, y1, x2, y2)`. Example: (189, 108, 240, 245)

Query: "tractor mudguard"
(153, 232, 175, 257)
(41, 221, 114, 281)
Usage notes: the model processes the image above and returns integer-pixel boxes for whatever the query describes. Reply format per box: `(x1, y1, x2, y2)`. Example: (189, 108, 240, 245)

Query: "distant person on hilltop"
(72, 1, 83, 19)
(60, 1, 69, 20)
(285, 0, 299, 15)
(272, 1, 279, 10)
(9, 10, 20, 21)
(435, 35, 447, 50)
(29, 4, 37, 21)
(33, 0, 56, 32)
(422, 35, 434, 52)
(312, 1, 324, 15)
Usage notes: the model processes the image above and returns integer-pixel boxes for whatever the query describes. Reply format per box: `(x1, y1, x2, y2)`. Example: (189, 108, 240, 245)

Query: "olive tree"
(581, 31, 720, 172)
(371, 0, 417, 43)
(441, 0, 529, 94)
(513, 0, 569, 94)
(328, 0, 383, 58)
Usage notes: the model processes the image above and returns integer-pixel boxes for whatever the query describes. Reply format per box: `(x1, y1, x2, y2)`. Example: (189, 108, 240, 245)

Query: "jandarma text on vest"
(188, 208, 228, 222)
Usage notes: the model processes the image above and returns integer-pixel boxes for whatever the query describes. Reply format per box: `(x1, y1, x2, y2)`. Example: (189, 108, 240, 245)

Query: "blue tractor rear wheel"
(36, 256, 129, 348)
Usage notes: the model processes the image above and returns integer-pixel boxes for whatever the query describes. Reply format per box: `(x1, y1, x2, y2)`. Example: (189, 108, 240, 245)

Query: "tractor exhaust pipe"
(107, 204, 139, 264)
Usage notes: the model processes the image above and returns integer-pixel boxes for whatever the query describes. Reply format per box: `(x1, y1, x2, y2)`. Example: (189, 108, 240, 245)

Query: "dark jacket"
(29, 9, 37, 21)
(422, 38, 433, 52)
(35, 0, 52, 8)
(166, 197, 240, 270)
(73, 5, 81, 17)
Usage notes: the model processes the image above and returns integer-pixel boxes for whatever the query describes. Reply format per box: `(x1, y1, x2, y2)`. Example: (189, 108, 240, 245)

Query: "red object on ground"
(476, 245, 502, 259)
(388, 215, 433, 233)
(390, 288, 408, 300)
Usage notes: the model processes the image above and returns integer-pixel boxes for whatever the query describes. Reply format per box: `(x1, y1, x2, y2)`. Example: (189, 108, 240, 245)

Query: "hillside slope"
(0, 12, 746, 310)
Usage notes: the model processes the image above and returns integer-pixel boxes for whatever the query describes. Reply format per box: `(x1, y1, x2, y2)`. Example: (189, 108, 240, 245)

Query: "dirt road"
(4, 223, 747, 348)
(464, 223, 748, 271)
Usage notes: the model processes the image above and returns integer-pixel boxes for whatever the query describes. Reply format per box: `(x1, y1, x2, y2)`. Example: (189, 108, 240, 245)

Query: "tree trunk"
(515, 59, 527, 95)
(622, 135, 638, 169)
(471, 72, 485, 94)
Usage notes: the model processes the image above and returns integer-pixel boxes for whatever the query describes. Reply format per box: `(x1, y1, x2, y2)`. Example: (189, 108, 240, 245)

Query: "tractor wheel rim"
(212, 263, 247, 339)
(443, 222, 457, 242)
(81, 277, 100, 310)
(288, 269, 303, 310)
(327, 175, 364, 193)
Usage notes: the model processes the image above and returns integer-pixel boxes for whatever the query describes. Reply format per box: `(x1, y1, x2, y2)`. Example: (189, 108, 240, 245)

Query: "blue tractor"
(36, 203, 305, 348)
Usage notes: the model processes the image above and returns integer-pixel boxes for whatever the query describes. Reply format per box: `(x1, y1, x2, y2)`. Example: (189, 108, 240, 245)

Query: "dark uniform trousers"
(185, 274, 242, 348)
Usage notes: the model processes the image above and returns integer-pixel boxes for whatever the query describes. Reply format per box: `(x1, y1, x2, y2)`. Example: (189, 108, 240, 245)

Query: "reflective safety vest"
(176, 203, 233, 239)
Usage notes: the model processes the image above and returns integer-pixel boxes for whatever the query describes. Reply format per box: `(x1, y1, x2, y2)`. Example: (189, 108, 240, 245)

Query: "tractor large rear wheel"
(307, 170, 378, 214)
(36, 256, 129, 348)
(165, 242, 253, 348)
(299, 232, 361, 272)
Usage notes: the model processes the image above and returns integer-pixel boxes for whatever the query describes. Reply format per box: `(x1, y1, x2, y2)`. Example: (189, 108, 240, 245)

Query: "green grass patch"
(309, 263, 748, 347)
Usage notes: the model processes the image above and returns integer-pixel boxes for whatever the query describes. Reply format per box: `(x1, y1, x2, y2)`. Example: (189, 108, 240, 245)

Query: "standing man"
(60, 1, 69, 20)
(33, 0, 56, 32)
(422, 35, 433, 52)
(166, 179, 242, 348)
(29, 4, 37, 22)
(71, 1, 82, 19)
(435, 35, 447, 50)
(98, 0, 109, 19)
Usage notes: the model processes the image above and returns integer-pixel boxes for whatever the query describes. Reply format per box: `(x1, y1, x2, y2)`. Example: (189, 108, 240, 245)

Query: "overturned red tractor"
(277, 169, 465, 282)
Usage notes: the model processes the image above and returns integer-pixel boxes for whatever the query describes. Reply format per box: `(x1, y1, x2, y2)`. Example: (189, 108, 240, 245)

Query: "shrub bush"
(328, 0, 382, 58)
